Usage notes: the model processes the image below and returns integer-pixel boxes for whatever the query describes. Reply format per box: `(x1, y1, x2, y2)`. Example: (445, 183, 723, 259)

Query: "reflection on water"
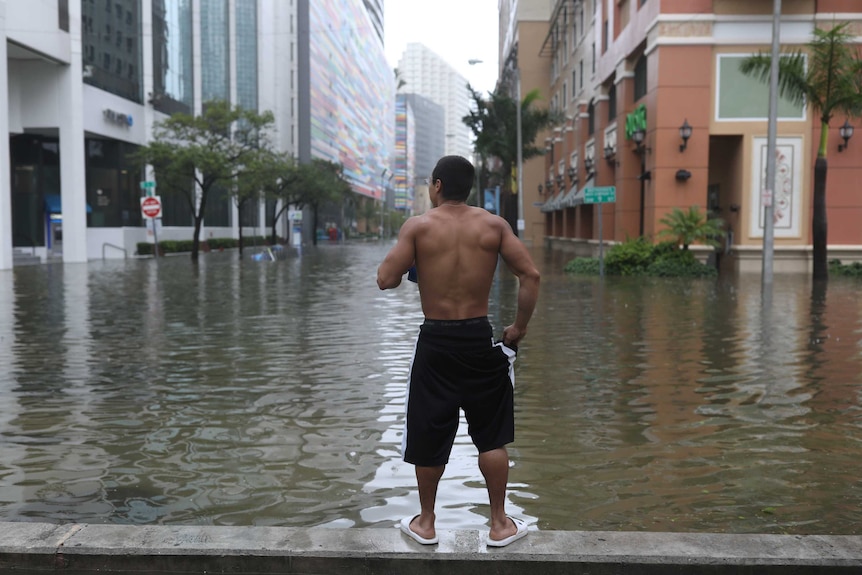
(0, 245, 860, 534)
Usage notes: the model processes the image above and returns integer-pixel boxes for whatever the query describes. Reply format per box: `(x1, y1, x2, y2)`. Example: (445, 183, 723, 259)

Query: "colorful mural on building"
(394, 96, 415, 210)
(309, 0, 393, 200)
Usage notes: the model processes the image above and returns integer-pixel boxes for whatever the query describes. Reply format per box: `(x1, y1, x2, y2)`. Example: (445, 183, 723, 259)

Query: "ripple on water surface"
(0, 246, 860, 534)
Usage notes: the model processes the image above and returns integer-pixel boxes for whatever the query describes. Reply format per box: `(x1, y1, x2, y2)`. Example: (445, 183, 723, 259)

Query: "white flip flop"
(486, 516, 528, 547)
(399, 514, 438, 545)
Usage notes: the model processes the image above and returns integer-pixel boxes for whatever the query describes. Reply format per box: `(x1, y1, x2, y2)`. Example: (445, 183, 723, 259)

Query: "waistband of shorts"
(419, 317, 493, 350)
(422, 316, 490, 328)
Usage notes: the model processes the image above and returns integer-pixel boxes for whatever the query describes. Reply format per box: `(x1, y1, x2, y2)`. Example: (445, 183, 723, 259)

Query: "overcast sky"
(383, 0, 500, 95)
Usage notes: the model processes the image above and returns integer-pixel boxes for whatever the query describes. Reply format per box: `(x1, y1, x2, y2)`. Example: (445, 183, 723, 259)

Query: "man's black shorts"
(402, 317, 516, 467)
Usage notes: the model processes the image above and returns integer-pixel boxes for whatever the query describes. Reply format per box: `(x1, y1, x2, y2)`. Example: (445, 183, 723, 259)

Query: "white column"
(141, 0, 155, 181)
(0, 1, 13, 271)
(192, 0, 204, 238)
(58, 0, 87, 263)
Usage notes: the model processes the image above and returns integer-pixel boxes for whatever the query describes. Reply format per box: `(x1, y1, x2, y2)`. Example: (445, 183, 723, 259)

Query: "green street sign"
(584, 186, 616, 204)
(140, 181, 156, 189)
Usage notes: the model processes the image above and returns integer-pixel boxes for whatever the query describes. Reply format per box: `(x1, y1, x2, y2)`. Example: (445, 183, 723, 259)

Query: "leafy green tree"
(294, 159, 353, 246)
(658, 206, 725, 251)
(359, 199, 378, 235)
(463, 84, 555, 233)
(136, 100, 275, 261)
(741, 23, 862, 280)
(257, 151, 302, 245)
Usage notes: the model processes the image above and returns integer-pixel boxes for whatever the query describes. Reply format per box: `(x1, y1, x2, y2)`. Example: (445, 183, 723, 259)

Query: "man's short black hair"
(432, 155, 475, 202)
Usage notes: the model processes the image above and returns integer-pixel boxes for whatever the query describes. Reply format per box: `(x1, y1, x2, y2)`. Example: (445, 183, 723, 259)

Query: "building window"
(59, 0, 70, 31)
(201, 0, 230, 104)
(83, 0, 142, 103)
(236, 0, 259, 111)
(602, 20, 608, 53)
(634, 54, 647, 101)
(716, 54, 806, 120)
(572, 69, 577, 97)
(608, 84, 616, 122)
(579, 60, 583, 90)
(152, 0, 194, 114)
(563, 81, 567, 105)
(588, 99, 595, 136)
(591, 42, 596, 74)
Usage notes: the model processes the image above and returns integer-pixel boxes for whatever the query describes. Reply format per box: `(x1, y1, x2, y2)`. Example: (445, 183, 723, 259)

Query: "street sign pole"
(152, 218, 159, 259)
(598, 201, 604, 278)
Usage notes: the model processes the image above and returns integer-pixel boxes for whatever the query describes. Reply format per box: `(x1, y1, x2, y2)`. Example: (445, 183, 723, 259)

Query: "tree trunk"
(191, 215, 203, 262)
(502, 192, 518, 236)
(311, 204, 319, 246)
(812, 156, 828, 280)
(237, 202, 245, 256)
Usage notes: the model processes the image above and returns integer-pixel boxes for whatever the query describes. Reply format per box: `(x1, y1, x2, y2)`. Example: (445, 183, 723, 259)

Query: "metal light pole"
(515, 66, 524, 237)
(379, 168, 387, 239)
(762, 0, 781, 286)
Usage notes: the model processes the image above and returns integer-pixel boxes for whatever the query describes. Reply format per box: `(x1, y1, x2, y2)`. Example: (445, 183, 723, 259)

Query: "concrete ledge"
(0, 521, 860, 574)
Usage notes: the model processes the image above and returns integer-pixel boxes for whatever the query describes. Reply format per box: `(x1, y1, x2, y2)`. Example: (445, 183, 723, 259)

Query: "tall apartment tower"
(396, 43, 472, 161)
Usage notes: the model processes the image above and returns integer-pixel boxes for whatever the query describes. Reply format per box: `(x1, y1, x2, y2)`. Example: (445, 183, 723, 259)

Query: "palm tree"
(658, 206, 725, 251)
(463, 84, 555, 233)
(740, 23, 862, 280)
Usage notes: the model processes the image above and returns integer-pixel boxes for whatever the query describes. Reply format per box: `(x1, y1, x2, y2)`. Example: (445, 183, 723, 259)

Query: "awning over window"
(44, 194, 92, 214)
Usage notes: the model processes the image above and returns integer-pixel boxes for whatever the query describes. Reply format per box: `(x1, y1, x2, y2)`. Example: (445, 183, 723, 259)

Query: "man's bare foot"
(487, 516, 528, 547)
(399, 514, 438, 545)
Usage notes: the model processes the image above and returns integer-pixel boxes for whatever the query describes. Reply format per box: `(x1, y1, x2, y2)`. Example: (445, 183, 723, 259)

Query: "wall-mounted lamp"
(584, 156, 594, 174)
(675, 169, 692, 181)
(546, 179, 554, 191)
(556, 174, 564, 187)
(567, 167, 577, 180)
(538, 184, 544, 194)
(632, 128, 650, 155)
(839, 119, 854, 152)
(603, 144, 615, 160)
(679, 119, 692, 152)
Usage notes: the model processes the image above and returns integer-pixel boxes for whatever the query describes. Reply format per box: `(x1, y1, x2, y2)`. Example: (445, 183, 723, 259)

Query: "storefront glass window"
(86, 139, 143, 228)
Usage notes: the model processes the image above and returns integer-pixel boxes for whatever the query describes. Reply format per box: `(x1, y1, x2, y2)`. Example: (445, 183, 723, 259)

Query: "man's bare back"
(378, 192, 539, 347)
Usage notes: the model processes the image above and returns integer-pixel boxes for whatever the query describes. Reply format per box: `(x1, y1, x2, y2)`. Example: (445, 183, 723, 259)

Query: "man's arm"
(498, 220, 540, 346)
(377, 217, 419, 290)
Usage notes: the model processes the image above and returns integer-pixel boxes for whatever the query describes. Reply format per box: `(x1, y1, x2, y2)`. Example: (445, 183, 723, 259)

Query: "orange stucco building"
(514, 0, 862, 272)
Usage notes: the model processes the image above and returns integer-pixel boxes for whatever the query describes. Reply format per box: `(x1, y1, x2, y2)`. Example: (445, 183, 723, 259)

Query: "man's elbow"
(377, 272, 399, 290)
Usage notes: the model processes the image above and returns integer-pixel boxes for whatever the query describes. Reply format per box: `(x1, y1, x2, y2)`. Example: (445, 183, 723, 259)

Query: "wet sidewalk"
(1, 521, 860, 574)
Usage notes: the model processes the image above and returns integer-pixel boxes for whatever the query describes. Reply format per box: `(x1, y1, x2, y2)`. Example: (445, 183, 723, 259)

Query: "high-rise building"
(396, 43, 472, 161)
(0, 0, 393, 268)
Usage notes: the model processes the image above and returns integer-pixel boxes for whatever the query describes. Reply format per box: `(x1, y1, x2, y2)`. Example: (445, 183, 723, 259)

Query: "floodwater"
(0, 243, 860, 535)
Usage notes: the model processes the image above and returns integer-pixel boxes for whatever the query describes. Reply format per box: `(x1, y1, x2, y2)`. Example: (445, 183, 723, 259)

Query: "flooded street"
(0, 243, 860, 534)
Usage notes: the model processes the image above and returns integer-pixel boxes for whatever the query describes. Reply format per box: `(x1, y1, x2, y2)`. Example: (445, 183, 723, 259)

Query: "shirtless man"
(377, 155, 540, 547)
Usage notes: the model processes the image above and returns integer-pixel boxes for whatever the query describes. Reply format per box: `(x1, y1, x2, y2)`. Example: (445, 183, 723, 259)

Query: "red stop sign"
(141, 196, 162, 219)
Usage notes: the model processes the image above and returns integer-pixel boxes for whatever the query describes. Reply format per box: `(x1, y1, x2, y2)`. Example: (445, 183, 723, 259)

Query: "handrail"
(102, 242, 128, 260)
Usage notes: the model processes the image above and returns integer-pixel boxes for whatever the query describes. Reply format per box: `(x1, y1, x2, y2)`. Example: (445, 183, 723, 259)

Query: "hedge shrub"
(565, 238, 717, 278)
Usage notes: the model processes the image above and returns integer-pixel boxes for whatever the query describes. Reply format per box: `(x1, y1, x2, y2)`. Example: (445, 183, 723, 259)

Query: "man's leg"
(409, 464, 444, 539)
(479, 447, 518, 542)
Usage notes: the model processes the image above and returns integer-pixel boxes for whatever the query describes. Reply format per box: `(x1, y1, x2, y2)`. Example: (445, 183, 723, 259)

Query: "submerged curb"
(0, 521, 860, 574)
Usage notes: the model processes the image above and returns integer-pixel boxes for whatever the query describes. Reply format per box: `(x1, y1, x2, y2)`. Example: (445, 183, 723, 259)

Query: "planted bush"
(565, 237, 718, 278)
